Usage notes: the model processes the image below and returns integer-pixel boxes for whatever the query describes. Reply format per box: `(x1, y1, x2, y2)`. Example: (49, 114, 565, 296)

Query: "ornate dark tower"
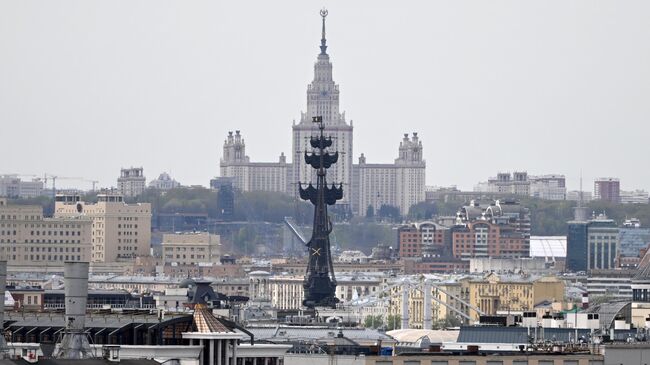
(299, 115, 343, 308)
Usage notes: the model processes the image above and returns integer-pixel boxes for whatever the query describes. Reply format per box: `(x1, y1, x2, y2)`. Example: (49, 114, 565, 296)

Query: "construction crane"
(43, 174, 84, 198)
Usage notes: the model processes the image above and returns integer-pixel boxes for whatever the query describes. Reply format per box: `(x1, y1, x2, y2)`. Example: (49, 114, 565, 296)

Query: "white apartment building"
(54, 193, 151, 263)
(220, 131, 289, 194)
(621, 190, 649, 204)
(475, 172, 566, 201)
(0, 198, 92, 266)
(117, 167, 146, 198)
(355, 133, 426, 215)
(162, 232, 220, 266)
(0, 176, 44, 198)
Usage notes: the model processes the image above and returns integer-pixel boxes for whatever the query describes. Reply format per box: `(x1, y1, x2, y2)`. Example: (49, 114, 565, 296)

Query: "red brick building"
(452, 221, 528, 259)
(398, 222, 448, 258)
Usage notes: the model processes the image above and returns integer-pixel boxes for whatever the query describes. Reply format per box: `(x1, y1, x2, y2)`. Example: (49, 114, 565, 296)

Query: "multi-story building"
(566, 190, 593, 202)
(161, 232, 220, 266)
(529, 174, 567, 200)
(587, 214, 619, 270)
(0, 198, 92, 266)
(475, 172, 566, 201)
(0, 175, 44, 198)
(217, 13, 426, 216)
(454, 200, 531, 259)
(451, 221, 528, 259)
(398, 221, 448, 259)
(619, 219, 650, 259)
(219, 131, 290, 194)
(356, 133, 426, 215)
(117, 167, 146, 198)
(148, 172, 180, 190)
(620, 190, 649, 204)
(54, 193, 151, 262)
(566, 213, 619, 272)
(594, 177, 620, 203)
(459, 273, 565, 321)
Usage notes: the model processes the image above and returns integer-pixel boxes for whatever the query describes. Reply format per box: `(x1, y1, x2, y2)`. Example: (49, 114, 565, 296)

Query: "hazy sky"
(1, 1, 648, 192)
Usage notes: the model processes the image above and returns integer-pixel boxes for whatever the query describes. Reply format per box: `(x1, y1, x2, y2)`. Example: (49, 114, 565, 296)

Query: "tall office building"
(291, 11, 353, 209)
(594, 177, 620, 203)
(566, 212, 619, 272)
(54, 193, 151, 262)
(117, 167, 146, 198)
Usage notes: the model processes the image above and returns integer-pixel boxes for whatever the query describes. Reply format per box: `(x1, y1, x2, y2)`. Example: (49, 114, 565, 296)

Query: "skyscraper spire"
(320, 8, 328, 55)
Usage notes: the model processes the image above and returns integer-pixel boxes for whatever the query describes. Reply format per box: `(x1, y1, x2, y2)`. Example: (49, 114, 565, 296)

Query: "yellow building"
(0, 198, 92, 267)
(460, 273, 565, 321)
(54, 193, 151, 262)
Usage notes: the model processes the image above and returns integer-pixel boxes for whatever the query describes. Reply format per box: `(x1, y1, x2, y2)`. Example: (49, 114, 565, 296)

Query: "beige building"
(269, 274, 384, 310)
(162, 232, 220, 266)
(460, 273, 565, 321)
(355, 133, 426, 216)
(0, 198, 92, 267)
(54, 193, 151, 263)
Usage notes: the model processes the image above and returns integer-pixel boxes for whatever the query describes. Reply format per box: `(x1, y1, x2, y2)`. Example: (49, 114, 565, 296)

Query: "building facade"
(594, 177, 620, 203)
(54, 193, 151, 262)
(566, 213, 619, 272)
(219, 131, 290, 194)
(355, 133, 426, 215)
(162, 232, 221, 266)
(118, 167, 146, 198)
(475, 172, 566, 201)
(0, 176, 44, 198)
(0, 198, 92, 266)
(148, 172, 180, 190)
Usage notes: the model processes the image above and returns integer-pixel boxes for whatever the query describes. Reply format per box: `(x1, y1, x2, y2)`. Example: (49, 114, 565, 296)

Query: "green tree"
(363, 314, 384, 329)
(366, 205, 374, 218)
(386, 314, 401, 331)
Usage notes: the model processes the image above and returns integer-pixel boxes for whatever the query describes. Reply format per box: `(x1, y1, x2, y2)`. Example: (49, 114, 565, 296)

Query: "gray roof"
(457, 326, 593, 344)
(244, 326, 392, 344)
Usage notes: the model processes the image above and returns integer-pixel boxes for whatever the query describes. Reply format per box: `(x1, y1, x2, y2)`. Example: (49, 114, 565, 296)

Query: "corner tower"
(292, 9, 353, 211)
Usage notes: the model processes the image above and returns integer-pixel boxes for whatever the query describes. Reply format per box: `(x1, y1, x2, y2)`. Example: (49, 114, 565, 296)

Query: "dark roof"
(457, 326, 593, 344)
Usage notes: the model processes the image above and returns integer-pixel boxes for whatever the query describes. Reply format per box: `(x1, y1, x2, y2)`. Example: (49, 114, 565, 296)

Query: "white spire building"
(292, 9, 354, 210)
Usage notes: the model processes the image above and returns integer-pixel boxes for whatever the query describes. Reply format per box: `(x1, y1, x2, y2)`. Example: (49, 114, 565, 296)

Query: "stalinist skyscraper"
(292, 9, 354, 210)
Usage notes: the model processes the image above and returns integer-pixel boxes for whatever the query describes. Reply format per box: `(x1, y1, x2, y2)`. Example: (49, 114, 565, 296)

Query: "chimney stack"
(54, 262, 93, 359)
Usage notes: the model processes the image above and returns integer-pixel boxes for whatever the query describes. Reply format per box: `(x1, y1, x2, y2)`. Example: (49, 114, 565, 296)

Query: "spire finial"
(320, 8, 329, 55)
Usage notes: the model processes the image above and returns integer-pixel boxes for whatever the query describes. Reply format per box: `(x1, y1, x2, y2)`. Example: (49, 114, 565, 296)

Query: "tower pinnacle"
(320, 8, 328, 55)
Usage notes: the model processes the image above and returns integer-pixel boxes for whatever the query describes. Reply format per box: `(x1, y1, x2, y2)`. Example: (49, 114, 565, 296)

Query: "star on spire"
(320, 8, 329, 55)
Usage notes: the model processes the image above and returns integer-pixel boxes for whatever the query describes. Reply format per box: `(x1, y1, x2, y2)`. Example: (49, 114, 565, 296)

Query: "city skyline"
(1, 1, 649, 191)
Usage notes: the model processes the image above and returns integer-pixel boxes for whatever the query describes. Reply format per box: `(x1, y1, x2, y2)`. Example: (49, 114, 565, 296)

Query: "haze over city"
(1, 1, 648, 191)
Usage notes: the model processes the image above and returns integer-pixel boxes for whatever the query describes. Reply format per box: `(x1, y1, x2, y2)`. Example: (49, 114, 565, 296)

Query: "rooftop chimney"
(54, 262, 93, 359)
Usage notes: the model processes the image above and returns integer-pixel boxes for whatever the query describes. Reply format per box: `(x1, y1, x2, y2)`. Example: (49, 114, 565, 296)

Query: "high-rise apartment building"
(54, 193, 151, 262)
(219, 131, 289, 193)
(356, 133, 426, 215)
(0, 198, 91, 266)
(594, 177, 620, 203)
(117, 167, 146, 198)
